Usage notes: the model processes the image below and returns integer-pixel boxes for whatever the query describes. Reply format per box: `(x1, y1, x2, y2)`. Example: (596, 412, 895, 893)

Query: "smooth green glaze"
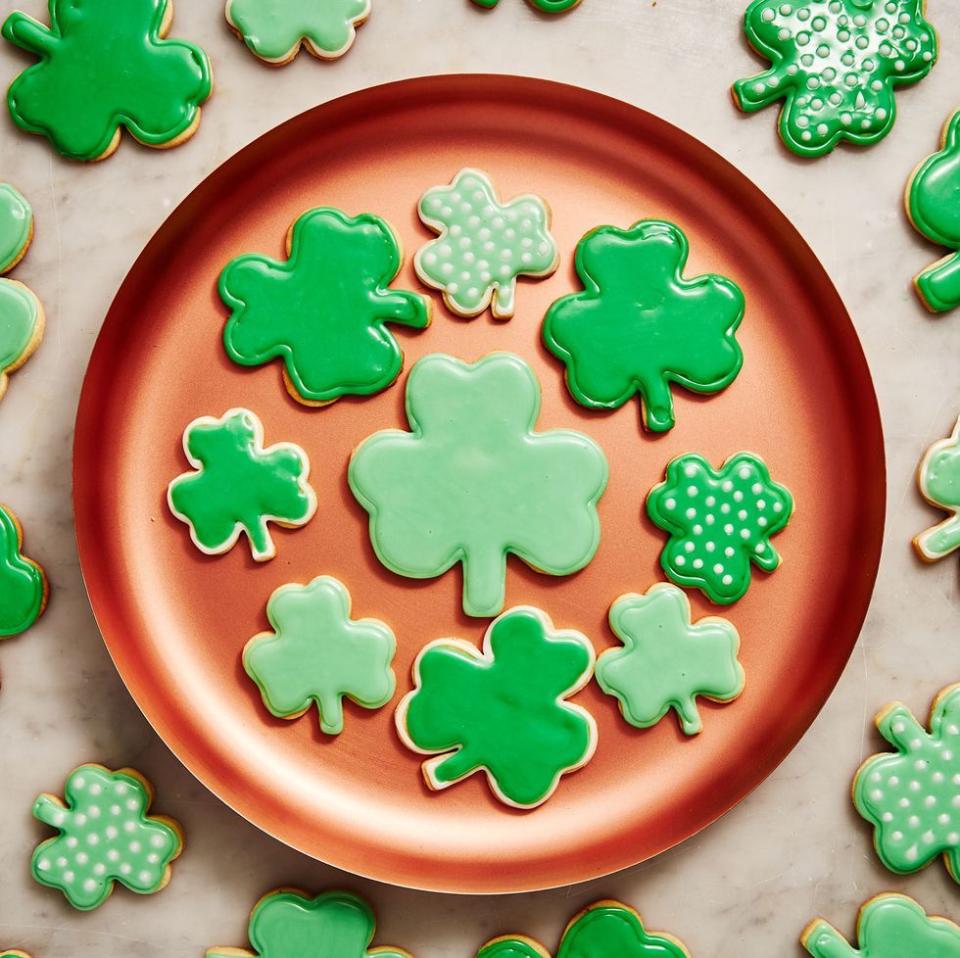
(3, 0, 211, 161)
(221, 208, 428, 405)
(596, 583, 744, 735)
(397, 607, 596, 808)
(733, 0, 938, 159)
(32, 764, 181, 911)
(914, 414, 960, 561)
(542, 219, 744, 433)
(470, 0, 580, 9)
(415, 169, 558, 319)
(167, 408, 316, 562)
(803, 894, 960, 958)
(647, 452, 793, 605)
(349, 352, 608, 618)
(243, 576, 396, 735)
(853, 685, 960, 883)
(0, 183, 32, 274)
(0, 504, 44, 638)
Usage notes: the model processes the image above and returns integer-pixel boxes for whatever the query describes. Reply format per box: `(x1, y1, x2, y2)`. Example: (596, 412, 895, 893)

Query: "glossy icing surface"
(0, 183, 32, 274)
(914, 414, 960, 562)
(0, 504, 46, 638)
(470, 0, 580, 9)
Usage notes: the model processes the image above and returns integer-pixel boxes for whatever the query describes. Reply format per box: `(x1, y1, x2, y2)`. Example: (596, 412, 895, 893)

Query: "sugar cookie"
(471, 0, 580, 9)
(913, 414, 960, 563)
(0, 503, 47, 638)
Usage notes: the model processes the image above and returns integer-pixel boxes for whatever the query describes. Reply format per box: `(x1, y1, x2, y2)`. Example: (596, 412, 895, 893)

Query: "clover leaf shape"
(542, 219, 744, 432)
(0, 503, 47, 638)
(914, 413, 960, 563)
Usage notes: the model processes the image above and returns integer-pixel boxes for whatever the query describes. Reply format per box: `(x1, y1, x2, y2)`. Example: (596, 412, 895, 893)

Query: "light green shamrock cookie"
(914, 414, 960, 563)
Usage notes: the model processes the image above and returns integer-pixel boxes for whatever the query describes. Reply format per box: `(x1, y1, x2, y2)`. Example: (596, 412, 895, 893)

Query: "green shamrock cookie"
(647, 452, 794, 605)
(803, 894, 960, 958)
(167, 408, 317, 562)
(0, 504, 47, 638)
(415, 169, 558, 319)
(596, 584, 744, 735)
(349, 352, 608, 618)
(542, 220, 744, 433)
(396, 606, 596, 808)
(853, 685, 960, 883)
(470, 0, 580, 10)
(3, 0, 212, 162)
(221, 208, 428, 406)
(914, 414, 960, 563)
(32, 764, 182, 911)
(732, 0, 938, 159)
(244, 576, 396, 735)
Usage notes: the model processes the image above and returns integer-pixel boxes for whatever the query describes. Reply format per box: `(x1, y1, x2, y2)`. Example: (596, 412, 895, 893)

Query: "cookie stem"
(2, 13, 57, 56)
(379, 290, 430, 329)
(32, 794, 65, 828)
(674, 696, 703, 735)
(431, 746, 479, 786)
(641, 376, 676, 432)
(461, 550, 507, 617)
(802, 921, 859, 958)
(917, 253, 960, 313)
(916, 517, 960, 561)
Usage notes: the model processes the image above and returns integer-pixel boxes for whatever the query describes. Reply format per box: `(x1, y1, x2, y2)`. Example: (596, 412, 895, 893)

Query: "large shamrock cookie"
(0, 503, 47, 638)
(3, 0, 212, 162)
(542, 219, 744, 433)
(221, 208, 428, 406)
(396, 606, 596, 809)
(914, 414, 960, 563)
(732, 0, 938, 158)
(349, 352, 607, 617)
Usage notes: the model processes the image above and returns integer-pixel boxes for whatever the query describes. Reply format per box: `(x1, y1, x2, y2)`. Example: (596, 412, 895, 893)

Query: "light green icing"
(596, 584, 744, 735)
(415, 169, 558, 319)
(167, 408, 316, 562)
(542, 220, 744, 433)
(226, 0, 369, 62)
(397, 606, 596, 809)
(0, 504, 45, 638)
(3, 0, 212, 162)
(31, 764, 181, 911)
(914, 415, 960, 561)
(470, 0, 580, 10)
(221, 208, 428, 406)
(348, 352, 608, 618)
(647, 452, 793, 605)
(0, 183, 32, 274)
(243, 576, 396, 735)
(853, 685, 960, 883)
(803, 894, 960, 958)
(733, 0, 938, 159)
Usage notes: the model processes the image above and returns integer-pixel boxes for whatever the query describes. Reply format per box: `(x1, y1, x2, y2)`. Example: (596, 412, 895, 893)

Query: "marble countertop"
(2, 0, 960, 954)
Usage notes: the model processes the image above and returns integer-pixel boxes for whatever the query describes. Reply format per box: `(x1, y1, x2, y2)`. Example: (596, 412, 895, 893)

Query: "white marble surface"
(1, 0, 960, 954)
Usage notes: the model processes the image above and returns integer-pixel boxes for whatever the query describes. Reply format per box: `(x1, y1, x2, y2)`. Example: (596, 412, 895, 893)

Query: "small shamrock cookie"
(647, 452, 794, 605)
(732, 0, 938, 159)
(32, 764, 182, 911)
(221, 208, 428, 407)
(244, 576, 396, 735)
(914, 414, 960, 563)
(415, 169, 558, 320)
(596, 584, 744, 735)
(471, 0, 581, 10)
(542, 219, 744, 433)
(349, 353, 608, 618)
(3, 0, 212, 162)
(0, 503, 47, 638)
(396, 606, 596, 809)
(802, 893, 960, 957)
(167, 408, 317, 562)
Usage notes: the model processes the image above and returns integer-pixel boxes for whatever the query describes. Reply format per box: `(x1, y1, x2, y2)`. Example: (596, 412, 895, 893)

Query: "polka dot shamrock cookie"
(415, 169, 559, 320)
(396, 606, 597, 809)
(167, 408, 317, 562)
(732, 0, 938, 158)
(646, 452, 794, 605)
(913, 414, 960, 563)
(853, 685, 960, 884)
(32, 764, 182, 911)
(0, 503, 47, 639)
(2, 0, 212, 162)
(471, 0, 581, 10)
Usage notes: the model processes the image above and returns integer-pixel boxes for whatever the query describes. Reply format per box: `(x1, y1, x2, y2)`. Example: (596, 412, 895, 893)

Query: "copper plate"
(74, 75, 885, 894)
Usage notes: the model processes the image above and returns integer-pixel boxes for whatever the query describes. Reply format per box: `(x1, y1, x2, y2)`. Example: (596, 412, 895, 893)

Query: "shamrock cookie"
(647, 452, 794, 604)
(349, 352, 608, 617)
(415, 169, 558, 320)
(732, 0, 938, 158)
(596, 584, 744, 735)
(802, 893, 960, 957)
(471, 0, 581, 10)
(221, 208, 428, 406)
(244, 576, 396, 735)
(914, 414, 960, 563)
(0, 504, 47, 638)
(396, 606, 596, 809)
(167, 408, 317, 562)
(542, 219, 744, 433)
(32, 764, 182, 911)
(3, 0, 212, 162)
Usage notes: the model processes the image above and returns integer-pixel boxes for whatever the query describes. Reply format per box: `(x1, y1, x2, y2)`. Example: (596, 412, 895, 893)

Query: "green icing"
(542, 219, 744, 433)
(0, 183, 32, 274)
(732, 0, 938, 159)
(647, 452, 793, 605)
(349, 352, 608, 618)
(3, 0, 212, 161)
(167, 408, 316, 562)
(596, 584, 744, 735)
(470, 0, 580, 9)
(31, 764, 181, 911)
(221, 208, 428, 406)
(415, 169, 558, 319)
(243, 576, 396, 735)
(914, 414, 960, 562)
(397, 606, 596, 809)
(0, 504, 45, 638)
(803, 894, 960, 958)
